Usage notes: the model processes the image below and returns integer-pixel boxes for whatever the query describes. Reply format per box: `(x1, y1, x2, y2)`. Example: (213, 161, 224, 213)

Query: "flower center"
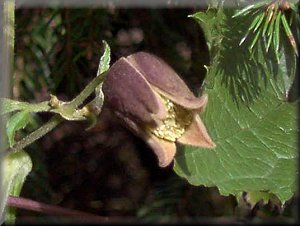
(148, 96, 193, 142)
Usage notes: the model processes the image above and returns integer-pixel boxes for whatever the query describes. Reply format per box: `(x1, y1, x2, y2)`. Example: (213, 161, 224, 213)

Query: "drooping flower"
(102, 52, 215, 167)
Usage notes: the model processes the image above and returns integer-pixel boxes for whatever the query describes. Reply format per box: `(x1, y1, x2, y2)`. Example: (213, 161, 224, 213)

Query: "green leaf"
(94, 40, 111, 113)
(189, 8, 225, 56)
(174, 8, 298, 203)
(97, 40, 111, 77)
(0, 98, 27, 116)
(246, 191, 280, 207)
(6, 111, 31, 147)
(0, 98, 50, 116)
(0, 150, 32, 224)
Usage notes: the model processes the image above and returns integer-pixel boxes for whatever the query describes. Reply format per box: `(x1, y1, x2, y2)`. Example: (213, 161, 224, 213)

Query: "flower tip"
(145, 134, 177, 167)
(204, 139, 216, 149)
(177, 114, 216, 149)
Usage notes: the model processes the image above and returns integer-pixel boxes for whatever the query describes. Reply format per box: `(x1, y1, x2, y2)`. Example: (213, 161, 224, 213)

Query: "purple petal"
(102, 57, 167, 126)
(177, 114, 216, 148)
(115, 112, 176, 167)
(126, 52, 206, 110)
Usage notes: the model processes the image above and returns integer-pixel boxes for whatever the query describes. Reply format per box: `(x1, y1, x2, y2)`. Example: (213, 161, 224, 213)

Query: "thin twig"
(5, 71, 106, 153)
(7, 196, 113, 222)
(7, 115, 63, 152)
(69, 71, 106, 108)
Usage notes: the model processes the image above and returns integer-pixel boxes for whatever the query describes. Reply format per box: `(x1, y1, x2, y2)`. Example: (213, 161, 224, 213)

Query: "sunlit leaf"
(175, 7, 298, 204)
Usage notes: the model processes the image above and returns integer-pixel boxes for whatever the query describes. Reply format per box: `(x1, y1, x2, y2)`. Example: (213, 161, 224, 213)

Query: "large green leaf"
(0, 150, 32, 224)
(174, 7, 298, 203)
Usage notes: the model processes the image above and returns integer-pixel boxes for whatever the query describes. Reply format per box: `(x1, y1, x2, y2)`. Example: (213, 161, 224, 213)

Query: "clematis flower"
(102, 52, 215, 167)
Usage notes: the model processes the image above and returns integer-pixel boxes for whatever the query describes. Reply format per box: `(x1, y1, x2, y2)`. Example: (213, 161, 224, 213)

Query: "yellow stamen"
(147, 96, 193, 142)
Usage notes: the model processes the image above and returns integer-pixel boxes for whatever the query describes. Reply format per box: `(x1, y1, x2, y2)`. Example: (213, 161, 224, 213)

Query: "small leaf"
(0, 98, 29, 116)
(189, 8, 224, 53)
(94, 40, 111, 113)
(97, 40, 111, 77)
(0, 98, 50, 116)
(6, 111, 31, 147)
(0, 150, 32, 224)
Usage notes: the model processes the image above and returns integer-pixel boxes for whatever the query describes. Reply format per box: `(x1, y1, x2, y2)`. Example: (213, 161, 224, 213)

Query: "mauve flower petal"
(145, 134, 176, 167)
(177, 114, 216, 148)
(126, 52, 206, 110)
(102, 57, 167, 126)
(115, 112, 176, 167)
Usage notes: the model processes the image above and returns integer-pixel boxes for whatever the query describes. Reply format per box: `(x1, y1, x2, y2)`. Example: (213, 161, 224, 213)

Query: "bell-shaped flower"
(102, 52, 215, 167)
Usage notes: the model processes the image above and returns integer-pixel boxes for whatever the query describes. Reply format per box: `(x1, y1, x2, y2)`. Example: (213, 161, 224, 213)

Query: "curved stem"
(5, 71, 107, 153)
(7, 196, 115, 222)
(69, 72, 106, 108)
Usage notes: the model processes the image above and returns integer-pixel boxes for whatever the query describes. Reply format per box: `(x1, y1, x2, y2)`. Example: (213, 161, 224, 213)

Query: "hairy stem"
(5, 71, 106, 153)
(7, 115, 63, 152)
(69, 71, 106, 108)
(0, 99, 50, 115)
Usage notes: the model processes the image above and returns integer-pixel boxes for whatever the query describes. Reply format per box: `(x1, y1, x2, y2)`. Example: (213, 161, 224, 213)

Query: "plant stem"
(7, 115, 63, 152)
(7, 196, 115, 222)
(69, 72, 106, 108)
(5, 71, 106, 153)
(0, 99, 50, 115)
